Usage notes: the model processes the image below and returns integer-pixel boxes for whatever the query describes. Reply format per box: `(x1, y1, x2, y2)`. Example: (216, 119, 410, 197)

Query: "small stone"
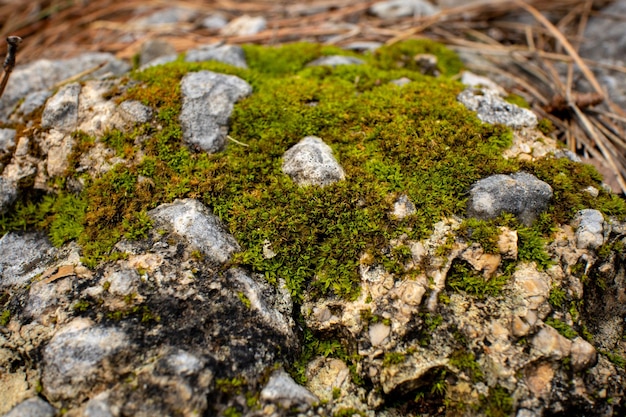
(201, 13, 228, 30)
(305, 357, 350, 402)
(466, 172, 552, 226)
(531, 326, 572, 359)
(282, 136, 346, 187)
(512, 316, 531, 337)
(497, 227, 518, 259)
(369, 322, 391, 346)
(458, 87, 537, 129)
(134, 7, 197, 27)
(261, 370, 319, 409)
(119, 100, 153, 124)
(2, 397, 56, 417)
(0, 128, 16, 152)
(570, 337, 597, 371)
(149, 199, 240, 264)
(307, 55, 365, 67)
(42, 82, 81, 132)
(525, 362, 555, 398)
(139, 39, 176, 68)
(392, 194, 416, 219)
(573, 209, 604, 250)
(583, 186, 600, 198)
(0, 177, 17, 214)
(370, 0, 439, 19)
(179, 70, 252, 153)
(220, 15, 267, 36)
(390, 77, 412, 87)
(185, 44, 248, 68)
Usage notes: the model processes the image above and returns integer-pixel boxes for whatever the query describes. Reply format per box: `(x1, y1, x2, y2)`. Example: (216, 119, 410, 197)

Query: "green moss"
(449, 350, 483, 382)
(334, 408, 366, 417)
(72, 300, 90, 313)
(373, 39, 464, 76)
(482, 385, 514, 417)
(446, 261, 508, 298)
(237, 292, 251, 309)
(601, 351, 626, 369)
(0, 309, 10, 326)
(383, 352, 406, 367)
(548, 284, 567, 309)
(459, 218, 500, 253)
(504, 94, 530, 109)
(545, 317, 578, 340)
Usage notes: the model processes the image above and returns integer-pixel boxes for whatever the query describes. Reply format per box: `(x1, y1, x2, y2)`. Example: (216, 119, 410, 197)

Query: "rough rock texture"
(0, 128, 16, 152)
(466, 172, 553, 225)
(2, 397, 56, 417)
(185, 43, 248, 68)
(282, 136, 346, 187)
(179, 70, 252, 153)
(0, 53, 129, 122)
(0, 177, 17, 214)
(148, 198, 240, 264)
(458, 87, 538, 128)
(1, 41, 625, 417)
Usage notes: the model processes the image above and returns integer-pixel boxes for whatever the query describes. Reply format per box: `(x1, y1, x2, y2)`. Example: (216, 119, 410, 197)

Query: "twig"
(0, 36, 22, 99)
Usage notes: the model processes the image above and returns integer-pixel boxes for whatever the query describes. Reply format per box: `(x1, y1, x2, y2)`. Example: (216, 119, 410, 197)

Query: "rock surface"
(282, 136, 346, 187)
(179, 70, 252, 153)
(1, 38, 625, 417)
(185, 44, 248, 69)
(458, 87, 538, 128)
(466, 172, 553, 225)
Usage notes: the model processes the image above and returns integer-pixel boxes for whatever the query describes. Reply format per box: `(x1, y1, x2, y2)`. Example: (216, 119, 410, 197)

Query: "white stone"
(282, 136, 345, 187)
(369, 322, 391, 346)
(261, 370, 318, 409)
(531, 326, 572, 359)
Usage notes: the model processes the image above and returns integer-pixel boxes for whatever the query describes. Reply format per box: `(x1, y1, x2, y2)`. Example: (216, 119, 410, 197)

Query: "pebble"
(458, 87, 538, 128)
(2, 397, 56, 417)
(260, 370, 319, 409)
(41, 82, 81, 132)
(282, 136, 346, 187)
(220, 15, 267, 36)
(573, 209, 605, 250)
(370, 0, 439, 19)
(185, 44, 248, 68)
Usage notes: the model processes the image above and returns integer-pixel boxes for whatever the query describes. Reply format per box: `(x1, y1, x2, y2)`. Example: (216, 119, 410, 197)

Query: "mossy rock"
(1, 40, 624, 305)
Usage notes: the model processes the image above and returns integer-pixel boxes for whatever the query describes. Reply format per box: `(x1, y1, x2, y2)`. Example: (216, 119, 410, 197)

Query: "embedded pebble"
(2, 397, 56, 417)
(458, 87, 538, 128)
(0, 128, 16, 152)
(119, 100, 153, 124)
(148, 198, 240, 264)
(282, 136, 346, 187)
(307, 55, 365, 67)
(531, 326, 572, 360)
(369, 322, 391, 346)
(41, 82, 81, 132)
(570, 337, 597, 371)
(466, 172, 552, 226)
(179, 70, 252, 153)
(574, 209, 605, 250)
(260, 370, 319, 409)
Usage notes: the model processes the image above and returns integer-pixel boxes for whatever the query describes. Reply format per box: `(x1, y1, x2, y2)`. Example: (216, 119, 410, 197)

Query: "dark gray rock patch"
(118, 100, 153, 124)
(0, 128, 16, 152)
(0, 232, 56, 288)
(466, 172, 552, 226)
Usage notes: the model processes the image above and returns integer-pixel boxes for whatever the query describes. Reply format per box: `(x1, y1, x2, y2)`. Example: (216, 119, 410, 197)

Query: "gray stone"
(0, 232, 55, 288)
(282, 136, 346, 187)
(531, 326, 572, 360)
(41, 82, 81, 133)
(0, 177, 17, 214)
(16, 90, 52, 117)
(466, 172, 553, 226)
(119, 100, 153, 124)
(1, 397, 56, 417)
(140, 54, 177, 70)
(148, 198, 240, 264)
(42, 319, 130, 402)
(0, 53, 129, 122)
(228, 268, 295, 337)
(307, 55, 365, 68)
(0, 128, 16, 152)
(574, 209, 604, 250)
(185, 44, 248, 69)
(179, 70, 252, 153)
(83, 392, 114, 417)
(139, 39, 176, 68)
(343, 41, 383, 52)
(261, 370, 319, 409)
(460, 71, 507, 96)
(554, 149, 582, 163)
(201, 13, 228, 30)
(133, 7, 197, 27)
(220, 15, 267, 36)
(458, 87, 538, 128)
(370, 0, 439, 19)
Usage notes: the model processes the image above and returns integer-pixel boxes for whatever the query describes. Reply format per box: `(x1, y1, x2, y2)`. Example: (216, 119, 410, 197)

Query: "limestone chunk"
(531, 326, 572, 359)
(570, 337, 597, 371)
(282, 136, 346, 187)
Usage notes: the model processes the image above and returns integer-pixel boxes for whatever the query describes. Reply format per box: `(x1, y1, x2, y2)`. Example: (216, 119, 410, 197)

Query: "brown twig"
(0, 36, 22, 100)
